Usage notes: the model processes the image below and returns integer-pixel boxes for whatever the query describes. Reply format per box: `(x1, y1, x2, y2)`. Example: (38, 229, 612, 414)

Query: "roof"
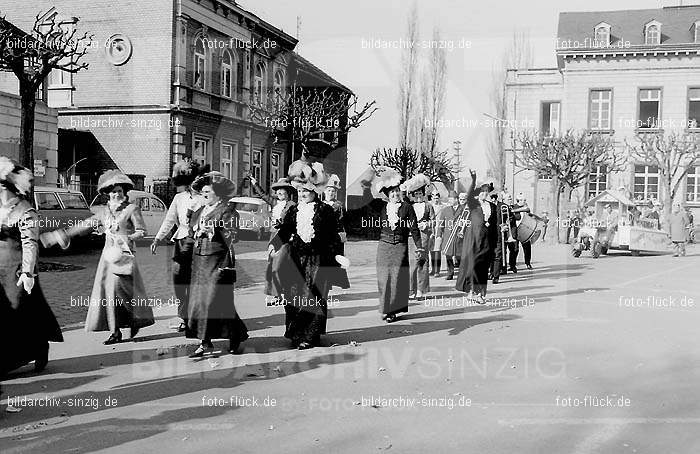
(557, 5, 700, 48)
(35, 185, 84, 194)
(585, 189, 636, 207)
(292, 52, 353, 93)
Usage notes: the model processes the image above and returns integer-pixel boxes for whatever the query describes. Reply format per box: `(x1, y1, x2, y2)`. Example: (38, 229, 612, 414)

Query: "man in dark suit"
(490, 191, 517, 284)
(436, 191, 464, 280)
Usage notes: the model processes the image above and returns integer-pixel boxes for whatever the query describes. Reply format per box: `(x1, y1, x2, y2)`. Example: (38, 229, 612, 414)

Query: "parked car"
(34, 186, 99, 249)
(229, 196, 271, 240)
(91, 190, 167, 240)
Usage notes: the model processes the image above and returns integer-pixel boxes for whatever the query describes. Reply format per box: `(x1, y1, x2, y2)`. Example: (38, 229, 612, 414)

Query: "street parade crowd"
(0, 155, 693, 377)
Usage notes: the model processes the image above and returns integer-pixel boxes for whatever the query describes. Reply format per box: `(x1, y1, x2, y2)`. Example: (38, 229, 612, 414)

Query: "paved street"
(1, 241, 699, 453)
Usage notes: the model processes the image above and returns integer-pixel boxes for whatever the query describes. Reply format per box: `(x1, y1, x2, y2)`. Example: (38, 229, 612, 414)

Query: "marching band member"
(249, 174, 297, 303)
(273, 171, 343, 349)
(362, 168, 423, 323)
(509, 192, 532, 271)
(0, 157, 62, 374)
(429, 189, 445, 276)
(322, 174, 350, 290)
(404, 174, 433, 299)
(437, 191, 464, 280)
(455, 170, 498, 303)
(151, 160, 202, 332)
(489, 191, 516, 284)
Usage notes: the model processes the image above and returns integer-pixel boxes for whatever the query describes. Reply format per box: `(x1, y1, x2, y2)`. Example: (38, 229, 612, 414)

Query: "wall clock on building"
(105, 34, 133, 66)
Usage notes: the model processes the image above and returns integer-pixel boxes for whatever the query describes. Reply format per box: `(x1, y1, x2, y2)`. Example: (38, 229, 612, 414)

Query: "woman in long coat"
(322, 174, 350, 290)
(405, 174, 433, 298)
(249, 175, 296, 303)
(362, 169, 424, 323)
(0, 157, 63, 375)
(187, 172, 248, 357)
(43, 170, 154, 345)
(669, 202, 690, 257)
(455, 170, 498, 303)
(273, 176, 342, 349)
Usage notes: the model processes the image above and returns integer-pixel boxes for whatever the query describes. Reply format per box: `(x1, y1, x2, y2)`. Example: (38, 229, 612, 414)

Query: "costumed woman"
(404, 174, 433, 299)
(322, 174, 350, 291)
(42, 170, 154, 344)
(273, 163, 343, 349)
(150, 160, 203, 332)
(0, 157, 63, 375)
(186, 171, 249, 357)
(455, 170, 498, 304)
(361, 168, 424, 323)
(249, 174, 296, 305)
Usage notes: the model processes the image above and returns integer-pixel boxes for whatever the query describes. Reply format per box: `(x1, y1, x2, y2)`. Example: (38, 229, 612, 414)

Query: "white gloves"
(17, 274, 34, 294)
(338, 232, 347, 243)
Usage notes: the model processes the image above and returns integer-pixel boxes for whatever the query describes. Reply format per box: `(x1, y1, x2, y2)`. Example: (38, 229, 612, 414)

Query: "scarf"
(296, 201, 316, 243)
(387, 201, 401, 230)
(480, 200, 492, 226)
(271, 200, 287, 223)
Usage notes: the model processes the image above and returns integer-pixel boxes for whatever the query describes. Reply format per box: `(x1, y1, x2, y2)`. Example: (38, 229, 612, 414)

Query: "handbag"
(103, 244, 134, 276)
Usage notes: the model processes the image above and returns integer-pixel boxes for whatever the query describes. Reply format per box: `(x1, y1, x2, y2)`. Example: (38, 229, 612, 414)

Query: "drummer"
(506, 193, 533, 272)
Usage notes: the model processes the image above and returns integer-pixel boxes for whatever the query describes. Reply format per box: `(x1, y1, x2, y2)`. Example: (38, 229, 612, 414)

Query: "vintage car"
(91, 190, 167, 240)
(229, 196, 271, 240)
(33, 186, 100, 249)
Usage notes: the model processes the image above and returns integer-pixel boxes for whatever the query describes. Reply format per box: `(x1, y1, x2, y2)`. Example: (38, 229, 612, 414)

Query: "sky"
(239, 0, 687, 187)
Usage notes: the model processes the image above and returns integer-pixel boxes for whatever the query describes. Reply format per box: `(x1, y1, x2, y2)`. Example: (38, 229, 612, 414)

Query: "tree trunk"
(19, 80, 37, 170)
(550, 176, 561, 243)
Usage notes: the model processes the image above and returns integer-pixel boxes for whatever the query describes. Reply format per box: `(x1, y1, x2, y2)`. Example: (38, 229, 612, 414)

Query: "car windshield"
(232, 202, 261, 212)
(58, 193, 88, 209)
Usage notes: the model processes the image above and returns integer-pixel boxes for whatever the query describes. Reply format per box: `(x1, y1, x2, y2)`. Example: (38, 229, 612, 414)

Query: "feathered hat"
(97, 169, 134, 194)
(270, 177, 295, 192)
(373, 167, 403, 194)
(0, 156, 33, 196)
(172, 159, 200, 186)
(401, 173, 430, 193)
(192, 171, 237, 199)
(325, 174, 342, 190)
(288, 158, 328, 194)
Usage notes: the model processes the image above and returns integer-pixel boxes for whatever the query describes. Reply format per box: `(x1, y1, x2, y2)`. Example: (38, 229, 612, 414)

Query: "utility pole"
(453, 140, 462, 191)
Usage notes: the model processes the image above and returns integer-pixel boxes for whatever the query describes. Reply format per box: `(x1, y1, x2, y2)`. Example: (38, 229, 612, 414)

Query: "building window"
(220, 143, 236, 180)
(541, 101, 560, 136)
(221, 50, 234, 98)
(634, 165, 659, 201)
(688, 88, 700, 129)
(255, 61, 267, 104)
(270, 152, 281, 184)
(48, 69, 70, 88)
(594, 24, 610, 47)
(687, 167, 700, 203)
(694, 22, 700, 43)
(273, 70, 285, 94)
(251, 149, 263, 182)
(638, 89, 661, 129)
(194, 37, 207, 90)
(193, 136, 210, 167)
(588, 165, 608, 198)
(590, 90, 612, 130)
(645, 24, 661, 45)
(537, 170, 552, 181)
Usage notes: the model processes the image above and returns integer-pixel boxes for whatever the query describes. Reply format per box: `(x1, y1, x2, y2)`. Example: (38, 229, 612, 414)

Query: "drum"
(516, 213, 545, 244)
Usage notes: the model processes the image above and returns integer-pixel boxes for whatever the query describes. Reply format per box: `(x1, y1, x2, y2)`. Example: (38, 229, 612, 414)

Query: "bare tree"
(370, 145, 457, 184)
(248, 84, 377, 158)
(487, 30, 533, 189)
(0, 12, 93, 169)
(515, 129, 625, 242)
(397, 3, 419, 149)
(417, 26, 447, 158)
(627, 131, 700, 229)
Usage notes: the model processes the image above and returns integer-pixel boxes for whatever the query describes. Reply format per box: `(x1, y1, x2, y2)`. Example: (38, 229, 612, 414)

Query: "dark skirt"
(377, 240, 410, 316)
(0, 268, 63, 375)
(187, 252, 248, 342)
(172, 237, 194, 320)
(282, 244, 331, 345)
(327, 243, 350, 290)
(265, 242, 291, 298)
(455, 226, 491, 297)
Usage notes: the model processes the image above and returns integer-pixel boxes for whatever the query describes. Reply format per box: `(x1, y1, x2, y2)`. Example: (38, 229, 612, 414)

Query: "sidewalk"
(2, 241, 699, 453)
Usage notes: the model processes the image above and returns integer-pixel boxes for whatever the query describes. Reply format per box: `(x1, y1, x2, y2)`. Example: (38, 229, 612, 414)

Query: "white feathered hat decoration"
(0, 156, 33, 196)
(400, 173, 430, 193)
(373, 166, 403, 194)
(325, 174, 341, 190)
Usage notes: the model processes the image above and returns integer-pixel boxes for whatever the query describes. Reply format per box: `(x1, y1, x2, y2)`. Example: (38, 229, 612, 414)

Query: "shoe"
(416, 292, 424, 299)
(445, 275, 454, 281)
(381, 314, 388, 320)
(385, 314, 398, 323)
(429, 271, 435, 276)
(177, 321, 187, 332)
(409, 293, 416, 300)
(189, 343, 211, 358)
(130, 326, 140, 339)
(673, 253, 679, 257)
(103, 331, 122, 345)
(297, 342, 313, 350)
(509, 267, 518, 274)
(526, 264, 533, 270)
(229, 334, 248, 354)
(492, 278, 499, 284)
(434, 273, 440, 278)
(475, 295, 486, 305)
(34, 342, 49, 373)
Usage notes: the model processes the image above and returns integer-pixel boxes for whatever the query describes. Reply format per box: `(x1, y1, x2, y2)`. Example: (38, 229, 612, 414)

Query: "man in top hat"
(436, 190, 462, 280)
(489, 190, 517, 284)
(429, 187, 445, 276)
(322, 174, 350, 289)
(151, 159, 203, 332)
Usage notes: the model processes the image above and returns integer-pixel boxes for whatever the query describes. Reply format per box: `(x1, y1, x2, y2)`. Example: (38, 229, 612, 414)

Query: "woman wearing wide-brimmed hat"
(0, 157, 63, 375)
(249, 174, 297, 301)
(272, 164, 343, 349)
(321, 174, 350, 290)
(361, 168, 424, 323)
(186, 171, 248, 357)
(42, 169, 154, 345)
(403, 173, 433, 299)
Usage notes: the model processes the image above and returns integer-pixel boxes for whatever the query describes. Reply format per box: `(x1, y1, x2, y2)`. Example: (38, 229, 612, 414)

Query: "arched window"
(221, 50, 235, 98)
(274, 70, 285, 94)
(194, 37, 207, 90)
(255, 61, 267, 103)
(645, 24, 660, 45)
(594, 23, 610, 47)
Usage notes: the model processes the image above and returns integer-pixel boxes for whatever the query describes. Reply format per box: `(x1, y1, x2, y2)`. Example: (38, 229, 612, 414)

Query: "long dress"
(273, 200, 341, 345)
(455, 177, 498, 297)
(325, 199, 350, 289)
(77, 202, 155, 332)
(410, 201, 433, 294)
(186, 202, 248, 343)
(373, 200, 422, 316)
(0, 197, 63, 375)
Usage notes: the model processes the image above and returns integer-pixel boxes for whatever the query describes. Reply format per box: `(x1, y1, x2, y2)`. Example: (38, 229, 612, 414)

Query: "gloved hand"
(16, 273, 34, 294)
(338, 232, 347, 243)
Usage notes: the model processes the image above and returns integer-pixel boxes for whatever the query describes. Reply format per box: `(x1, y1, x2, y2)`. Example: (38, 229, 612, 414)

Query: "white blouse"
(386, 201, 401, 230)
(296, 201, 316, 243)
